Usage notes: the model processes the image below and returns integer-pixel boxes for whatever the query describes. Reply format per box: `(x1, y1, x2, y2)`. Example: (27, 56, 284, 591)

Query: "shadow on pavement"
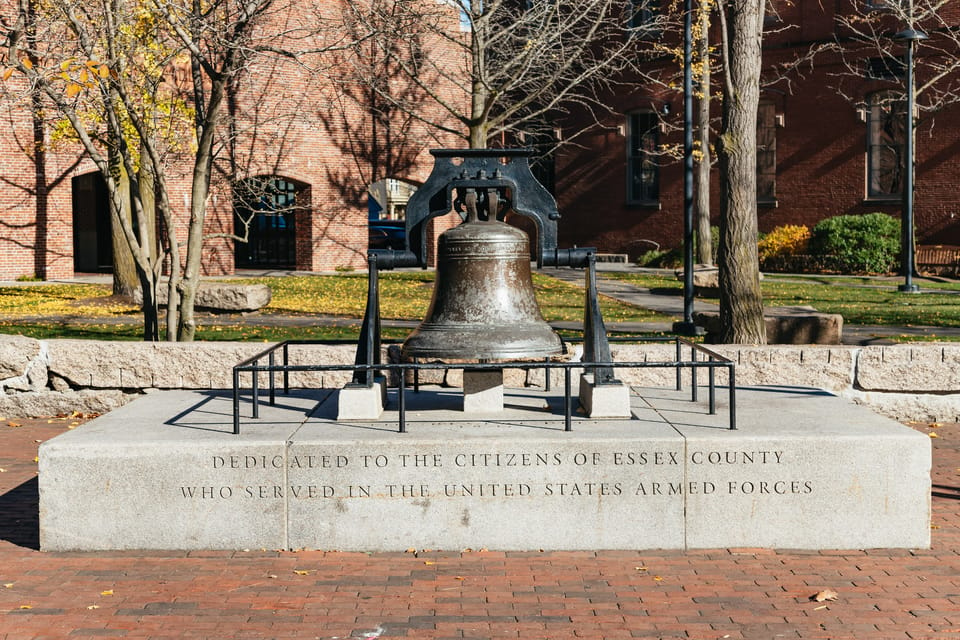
(0, 477, 39, 550)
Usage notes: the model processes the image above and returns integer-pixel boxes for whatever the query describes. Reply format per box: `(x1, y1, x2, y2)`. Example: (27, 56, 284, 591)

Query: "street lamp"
(894, 26, 927, 294)
(672, 0, 703, 335)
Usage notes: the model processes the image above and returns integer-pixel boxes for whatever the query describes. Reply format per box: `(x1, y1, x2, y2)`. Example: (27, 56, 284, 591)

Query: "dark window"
(234, 176, 301, 269)
(866, 91, 905, 199)
(627, 0, 659, 34)
(865, 0, 903, 11)
(626, 111, 659, 204)
(764, 0, 785, 25)
(71, 173, 113, 273)
(757, 102, 777, 201)
(866, 56, 906, 80)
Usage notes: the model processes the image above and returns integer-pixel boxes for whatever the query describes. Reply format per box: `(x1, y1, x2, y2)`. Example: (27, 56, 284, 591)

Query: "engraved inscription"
(178, 449, 813, 501)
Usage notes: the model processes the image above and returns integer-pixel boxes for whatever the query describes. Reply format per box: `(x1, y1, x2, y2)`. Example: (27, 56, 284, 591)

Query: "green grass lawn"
(0, 273, 668, 341)
(3, 270, 958, 342)
(607, 272, 960, 337)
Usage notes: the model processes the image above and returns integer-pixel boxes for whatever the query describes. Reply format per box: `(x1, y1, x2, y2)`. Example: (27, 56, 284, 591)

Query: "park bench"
(916, 245, 960, 276)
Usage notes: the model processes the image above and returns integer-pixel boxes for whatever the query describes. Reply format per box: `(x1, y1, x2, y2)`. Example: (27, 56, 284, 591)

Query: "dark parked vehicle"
(369, 219, 406, 250)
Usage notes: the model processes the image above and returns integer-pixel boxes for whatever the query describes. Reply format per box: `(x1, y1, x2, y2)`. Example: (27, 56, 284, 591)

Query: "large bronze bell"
(402, 189, 563, 361)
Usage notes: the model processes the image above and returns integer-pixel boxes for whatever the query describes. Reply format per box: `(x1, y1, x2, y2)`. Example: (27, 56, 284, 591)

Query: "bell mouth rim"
(401, 325, 565, 361)
(398, 348, 566, 362)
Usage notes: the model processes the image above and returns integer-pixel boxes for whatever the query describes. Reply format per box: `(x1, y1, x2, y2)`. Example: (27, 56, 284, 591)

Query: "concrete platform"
(39, 385, 931, 551)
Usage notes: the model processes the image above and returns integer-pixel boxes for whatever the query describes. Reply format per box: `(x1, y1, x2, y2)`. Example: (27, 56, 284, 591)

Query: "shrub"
(636, 247, 681, 269)
(808, 213, 900, 274)
(758, 224, 811, 264)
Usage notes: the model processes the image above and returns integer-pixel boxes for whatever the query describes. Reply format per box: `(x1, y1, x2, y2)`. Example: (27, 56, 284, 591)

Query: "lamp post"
(894, 25, 927, 294)
(672, 0, 703, 335)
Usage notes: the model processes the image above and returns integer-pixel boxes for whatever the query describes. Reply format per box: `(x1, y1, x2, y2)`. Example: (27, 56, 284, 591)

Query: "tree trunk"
(695, 0, 713, 266)
(137, 158, 161, 340)
(716, 0, 766, 344)
(469, 123, 489, 149)
(138, 270, 160, 342)
(110, 162, 139, 297)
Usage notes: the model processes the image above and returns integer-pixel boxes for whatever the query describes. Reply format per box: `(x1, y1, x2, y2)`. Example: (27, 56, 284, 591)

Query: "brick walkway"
(1, 416, 957, 640)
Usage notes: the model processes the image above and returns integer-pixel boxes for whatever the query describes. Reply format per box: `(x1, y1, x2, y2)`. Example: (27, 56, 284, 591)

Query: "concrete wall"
(0, 335, 957, 422)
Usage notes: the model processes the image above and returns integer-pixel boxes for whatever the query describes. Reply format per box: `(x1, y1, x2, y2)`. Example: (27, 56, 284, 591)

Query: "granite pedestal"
(39, 385, 931, 551)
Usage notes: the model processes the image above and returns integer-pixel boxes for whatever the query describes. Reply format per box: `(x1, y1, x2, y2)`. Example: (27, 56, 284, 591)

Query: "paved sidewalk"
(0, 416, 956, 639)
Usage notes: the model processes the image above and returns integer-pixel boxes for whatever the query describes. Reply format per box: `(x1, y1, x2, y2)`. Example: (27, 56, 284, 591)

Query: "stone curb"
(0, 335, 957, 421)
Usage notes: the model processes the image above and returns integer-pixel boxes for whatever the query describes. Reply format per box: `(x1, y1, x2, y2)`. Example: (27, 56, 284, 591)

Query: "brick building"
(3, 1, 960, 279)
(0, 1, 463, 281)
(554, 0, 960, 260)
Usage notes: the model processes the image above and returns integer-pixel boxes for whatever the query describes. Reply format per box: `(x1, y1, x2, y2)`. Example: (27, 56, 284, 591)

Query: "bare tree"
(3, 0, 356, 340)
(319, 4, 439, 211)
(715, 0, 766, 343)
(345, 0, 661, 150)
(830, 0, 960, 116)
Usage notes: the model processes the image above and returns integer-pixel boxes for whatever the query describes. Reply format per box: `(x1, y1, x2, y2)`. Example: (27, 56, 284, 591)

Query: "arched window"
(626, 111, 659, 205)
(866, 91, 905, 199)
(234, 176, 305, 269)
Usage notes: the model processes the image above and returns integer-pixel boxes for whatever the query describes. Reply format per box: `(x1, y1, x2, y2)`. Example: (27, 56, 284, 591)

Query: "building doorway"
(72, 172, 113, 273)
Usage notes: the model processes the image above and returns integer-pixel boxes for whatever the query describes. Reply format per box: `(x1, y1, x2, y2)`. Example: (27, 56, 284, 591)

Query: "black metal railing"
(231, 338, 736, 435)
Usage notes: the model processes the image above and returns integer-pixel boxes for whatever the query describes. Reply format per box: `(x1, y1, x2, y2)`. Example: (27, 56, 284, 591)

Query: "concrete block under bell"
(578, 374, 632, 418)
(337, 377, 387, 421)
(462, 368, 504, 413)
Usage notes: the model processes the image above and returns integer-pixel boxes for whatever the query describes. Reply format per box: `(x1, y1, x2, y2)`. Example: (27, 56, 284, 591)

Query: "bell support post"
(582, 252, 619, 385)
(351, 252, 382, 388)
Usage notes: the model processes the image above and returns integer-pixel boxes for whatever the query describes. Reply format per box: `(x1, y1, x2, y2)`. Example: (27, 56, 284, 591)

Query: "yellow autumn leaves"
(0, 284, 138, 318)
(62, 59, 112, 98)
(1, 58, 112, 100)
(0, 273, 661, 336)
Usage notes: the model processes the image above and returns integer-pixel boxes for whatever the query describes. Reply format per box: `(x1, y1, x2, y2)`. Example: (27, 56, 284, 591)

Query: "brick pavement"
(1, 415, 958, 640)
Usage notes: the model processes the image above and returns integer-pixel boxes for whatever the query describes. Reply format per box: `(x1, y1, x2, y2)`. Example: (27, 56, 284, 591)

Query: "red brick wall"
(555, 0, 960, 258)
(0, 0, 465, 280)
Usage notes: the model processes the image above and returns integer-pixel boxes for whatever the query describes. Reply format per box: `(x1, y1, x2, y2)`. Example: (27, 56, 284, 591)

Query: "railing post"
(399, 365, 407, 434)
(728, 365, 737, 430)
(232, 367, 241, 435)
(268, 351, 276, 406)
(251, 359, 260, 419)
(675, 339, 682, 391)
(690, 346, 698, 403)
(708, 361, 716, 415)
